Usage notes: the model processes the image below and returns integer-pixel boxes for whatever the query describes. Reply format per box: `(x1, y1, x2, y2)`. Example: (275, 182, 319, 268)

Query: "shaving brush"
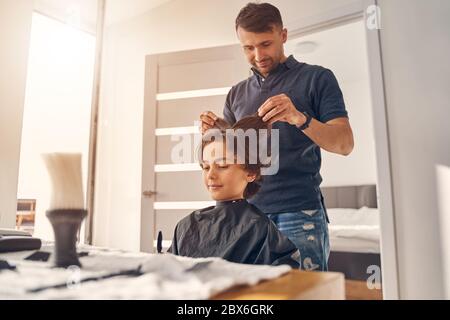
(42, 153, 86, 268)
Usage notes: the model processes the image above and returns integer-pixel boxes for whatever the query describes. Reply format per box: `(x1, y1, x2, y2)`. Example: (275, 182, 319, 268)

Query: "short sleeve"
(223, 88, 237, 125)
(314, 69, 348, 123)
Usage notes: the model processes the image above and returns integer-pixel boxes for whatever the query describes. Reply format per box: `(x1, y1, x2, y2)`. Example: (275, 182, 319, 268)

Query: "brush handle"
(46, 209, 87, 268)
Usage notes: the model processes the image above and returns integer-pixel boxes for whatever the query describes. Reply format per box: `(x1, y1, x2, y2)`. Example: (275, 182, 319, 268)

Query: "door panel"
(156, 134, 198, 165)
(158, 59, 238, 93)
(155, 209, 194, 242)
(141, 44, 248, 252)
(157, 95, 226, 128)
(155, 171, 209, 202)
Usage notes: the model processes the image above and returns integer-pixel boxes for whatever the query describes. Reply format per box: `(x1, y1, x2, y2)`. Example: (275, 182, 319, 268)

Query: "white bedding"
(327, 207, 381, 254)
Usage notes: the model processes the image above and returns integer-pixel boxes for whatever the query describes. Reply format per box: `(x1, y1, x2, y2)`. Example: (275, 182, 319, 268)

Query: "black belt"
(320, 190, 330, 224)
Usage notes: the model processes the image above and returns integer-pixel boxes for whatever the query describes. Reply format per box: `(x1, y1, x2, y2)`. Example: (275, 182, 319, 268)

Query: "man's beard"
(253, 58, 279, 74)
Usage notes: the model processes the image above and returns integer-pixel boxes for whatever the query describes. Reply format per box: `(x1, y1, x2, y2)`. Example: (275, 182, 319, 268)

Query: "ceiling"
(104, 0, 173, 26)
(34, 0, 98, 33)
(33, 0, 174, 33)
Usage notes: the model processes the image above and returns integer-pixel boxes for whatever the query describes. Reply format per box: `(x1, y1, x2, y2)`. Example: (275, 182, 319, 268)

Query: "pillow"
(327, 206, 379, 226)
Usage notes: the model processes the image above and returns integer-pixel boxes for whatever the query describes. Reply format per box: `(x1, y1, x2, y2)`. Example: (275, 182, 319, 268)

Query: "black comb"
(157, 231, 163, 253)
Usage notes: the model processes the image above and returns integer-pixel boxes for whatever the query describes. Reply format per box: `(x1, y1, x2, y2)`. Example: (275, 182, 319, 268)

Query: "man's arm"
(300, 116, 354, 156)
(258, 93, 354, 156)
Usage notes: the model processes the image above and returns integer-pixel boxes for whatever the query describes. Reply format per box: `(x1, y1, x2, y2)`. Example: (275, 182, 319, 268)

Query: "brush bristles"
(42, 153, 85, 210)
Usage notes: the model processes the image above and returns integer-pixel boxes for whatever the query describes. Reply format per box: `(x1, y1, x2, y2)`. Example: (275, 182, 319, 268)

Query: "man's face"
(237, 25, 287, 77)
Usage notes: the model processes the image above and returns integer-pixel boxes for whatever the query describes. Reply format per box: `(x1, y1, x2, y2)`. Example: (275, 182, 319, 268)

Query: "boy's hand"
(199, 111, 219, 134)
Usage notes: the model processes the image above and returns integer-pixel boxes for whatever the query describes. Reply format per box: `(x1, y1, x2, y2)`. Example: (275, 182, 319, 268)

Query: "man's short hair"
(235, 2, 283, 33)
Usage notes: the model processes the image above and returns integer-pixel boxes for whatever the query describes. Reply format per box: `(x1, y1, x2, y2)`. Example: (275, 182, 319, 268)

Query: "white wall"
(94, 0, 361, 251)
(379, 0, 450, 299)
(321, 79, 377, 186)
(0, 0, 33, 228)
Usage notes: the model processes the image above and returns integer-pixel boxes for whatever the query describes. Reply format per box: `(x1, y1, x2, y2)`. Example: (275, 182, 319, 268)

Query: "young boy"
(168, 116, 300, 268)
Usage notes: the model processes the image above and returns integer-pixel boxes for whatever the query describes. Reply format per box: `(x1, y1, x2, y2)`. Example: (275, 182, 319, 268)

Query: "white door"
(140, 44, 249, 252)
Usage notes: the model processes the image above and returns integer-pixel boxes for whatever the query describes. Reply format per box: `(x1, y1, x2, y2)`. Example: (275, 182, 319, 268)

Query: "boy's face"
(237, 24, 287, 77)
(201, 141, 256, 201)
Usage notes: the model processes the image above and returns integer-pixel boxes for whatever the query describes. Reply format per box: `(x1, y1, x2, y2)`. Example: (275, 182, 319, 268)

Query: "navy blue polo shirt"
(223, 55, 348, 214)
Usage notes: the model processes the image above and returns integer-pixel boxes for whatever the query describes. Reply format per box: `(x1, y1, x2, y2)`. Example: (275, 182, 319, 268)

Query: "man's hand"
(199, 111, 219, 134)
(257, 94, 305, 126)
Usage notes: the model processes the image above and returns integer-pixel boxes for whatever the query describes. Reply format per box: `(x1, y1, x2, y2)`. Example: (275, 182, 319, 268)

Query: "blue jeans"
(267, 205, 330, 271)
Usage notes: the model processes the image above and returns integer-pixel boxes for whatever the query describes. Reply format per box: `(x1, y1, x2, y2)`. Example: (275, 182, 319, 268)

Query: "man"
(200, 2, 354, 271)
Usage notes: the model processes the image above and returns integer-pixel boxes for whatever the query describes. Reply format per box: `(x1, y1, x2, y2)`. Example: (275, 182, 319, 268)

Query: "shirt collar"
(284, 54, 298, 69)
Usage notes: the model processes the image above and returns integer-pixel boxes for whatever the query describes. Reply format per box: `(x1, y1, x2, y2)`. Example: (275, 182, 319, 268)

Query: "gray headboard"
(321, 184, 377, 209)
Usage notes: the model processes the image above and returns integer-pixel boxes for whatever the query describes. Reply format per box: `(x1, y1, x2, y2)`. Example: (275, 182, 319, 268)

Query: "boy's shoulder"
(175, 202, 272, 230)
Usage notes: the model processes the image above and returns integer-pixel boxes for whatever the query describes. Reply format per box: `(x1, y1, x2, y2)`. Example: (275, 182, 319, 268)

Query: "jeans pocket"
(300, 209, 319, 217)
(300, 208, 327, 226)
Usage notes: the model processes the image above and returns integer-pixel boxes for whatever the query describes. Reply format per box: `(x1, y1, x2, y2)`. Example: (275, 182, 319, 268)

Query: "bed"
(321, 184, 382, 282)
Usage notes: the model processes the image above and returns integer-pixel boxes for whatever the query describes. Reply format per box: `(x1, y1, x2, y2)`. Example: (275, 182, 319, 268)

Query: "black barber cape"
(168, 199, 300, 268)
